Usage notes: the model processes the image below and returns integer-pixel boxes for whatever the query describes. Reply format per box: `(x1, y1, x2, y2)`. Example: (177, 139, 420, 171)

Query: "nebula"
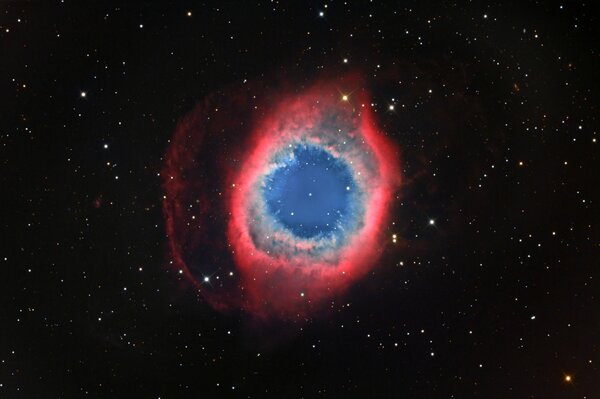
(162, 75, 401, 319)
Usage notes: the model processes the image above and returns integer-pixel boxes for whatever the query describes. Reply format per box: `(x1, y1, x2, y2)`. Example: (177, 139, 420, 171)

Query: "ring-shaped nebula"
(163, 74, 401, 319)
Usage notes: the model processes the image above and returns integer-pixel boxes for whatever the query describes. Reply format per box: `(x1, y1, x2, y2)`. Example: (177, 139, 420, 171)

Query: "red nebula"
(162, 74, 401, 319)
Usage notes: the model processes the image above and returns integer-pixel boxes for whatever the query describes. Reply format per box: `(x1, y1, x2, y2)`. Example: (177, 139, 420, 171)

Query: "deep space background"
(1, 1, 599, 398)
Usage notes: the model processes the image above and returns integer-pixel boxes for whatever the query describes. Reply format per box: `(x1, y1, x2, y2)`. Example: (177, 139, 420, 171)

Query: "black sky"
(1, 1, 598, 398)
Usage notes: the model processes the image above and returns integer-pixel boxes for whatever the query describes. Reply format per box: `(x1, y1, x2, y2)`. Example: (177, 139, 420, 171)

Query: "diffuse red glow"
(162, 75, 401, 319)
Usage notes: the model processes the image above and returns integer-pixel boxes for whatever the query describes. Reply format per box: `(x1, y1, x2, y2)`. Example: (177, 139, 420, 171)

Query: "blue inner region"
(263, 144, 356, 239)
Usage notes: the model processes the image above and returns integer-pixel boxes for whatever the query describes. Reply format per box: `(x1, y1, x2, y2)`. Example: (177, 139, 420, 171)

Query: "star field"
(1, 1, 598, 398)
